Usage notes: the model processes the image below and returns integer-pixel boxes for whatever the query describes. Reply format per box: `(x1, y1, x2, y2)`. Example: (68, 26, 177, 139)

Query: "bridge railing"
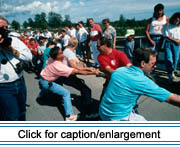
(116, 36, 180, 67)
(116, 36, 147, 51)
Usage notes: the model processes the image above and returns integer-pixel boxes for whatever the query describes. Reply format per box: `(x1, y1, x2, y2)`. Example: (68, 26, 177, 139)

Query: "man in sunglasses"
(0, 16, 32, 121)
(99, 48, 180, 121)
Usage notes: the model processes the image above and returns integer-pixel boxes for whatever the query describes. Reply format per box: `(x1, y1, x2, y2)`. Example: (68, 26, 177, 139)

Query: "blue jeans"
(90, 41, 99, 65)
(149, 36, 163, 51)
(165, 38, 180, 77)
(76, 44, 82, 57)
(56, 75, 92, 105)
(39, 78, 73, 116)
(0, 78, 27, 121)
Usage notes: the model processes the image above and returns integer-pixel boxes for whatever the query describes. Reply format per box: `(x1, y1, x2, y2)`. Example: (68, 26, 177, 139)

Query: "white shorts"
(118, 111, 147, 121)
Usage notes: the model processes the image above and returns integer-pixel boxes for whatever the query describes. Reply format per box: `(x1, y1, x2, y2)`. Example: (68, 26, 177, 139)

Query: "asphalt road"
(25, 63, 180, 121)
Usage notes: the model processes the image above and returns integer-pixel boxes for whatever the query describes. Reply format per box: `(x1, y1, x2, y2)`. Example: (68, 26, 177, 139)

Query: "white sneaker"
(65, 114, 78, 121)
(172, 72, 177, 80)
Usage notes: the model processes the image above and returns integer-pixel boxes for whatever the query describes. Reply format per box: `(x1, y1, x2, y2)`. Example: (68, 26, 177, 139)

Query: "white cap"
(125, 29, 135, 38)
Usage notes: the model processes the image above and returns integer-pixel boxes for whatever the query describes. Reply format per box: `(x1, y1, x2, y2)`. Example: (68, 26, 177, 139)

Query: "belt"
(0, 76, 24, 85)
(150, 34, 163, 37)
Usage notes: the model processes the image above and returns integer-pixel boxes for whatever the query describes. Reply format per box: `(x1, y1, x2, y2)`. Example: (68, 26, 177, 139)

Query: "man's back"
(99, 65, 170, 121)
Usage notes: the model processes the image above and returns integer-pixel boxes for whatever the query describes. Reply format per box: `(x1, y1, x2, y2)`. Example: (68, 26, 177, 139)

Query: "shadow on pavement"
(153, 69, 180, 95)
(36, 92, 100, 121)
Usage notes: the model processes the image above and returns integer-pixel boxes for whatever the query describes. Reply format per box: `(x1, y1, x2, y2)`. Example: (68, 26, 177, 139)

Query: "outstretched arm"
(71, 68, 99, 75)
(165, 94, 180, 107)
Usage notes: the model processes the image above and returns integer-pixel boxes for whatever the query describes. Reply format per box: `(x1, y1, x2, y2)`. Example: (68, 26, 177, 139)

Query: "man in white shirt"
(61, 29, 70, 50)
(62, 37, 99, 119)
(76, 22, 90, 63)
(44, 28, 52, 41)
(0, 16, 32, 120)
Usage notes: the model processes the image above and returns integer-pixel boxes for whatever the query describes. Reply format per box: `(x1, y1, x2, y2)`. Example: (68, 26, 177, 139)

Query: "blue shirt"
(124, 40, 135, 62)
(99, 65, 171, 121)
(42, 47, 50, 69)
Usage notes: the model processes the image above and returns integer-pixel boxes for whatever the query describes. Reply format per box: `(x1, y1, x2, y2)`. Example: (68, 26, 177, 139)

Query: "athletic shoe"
(65, 114, 78, 121)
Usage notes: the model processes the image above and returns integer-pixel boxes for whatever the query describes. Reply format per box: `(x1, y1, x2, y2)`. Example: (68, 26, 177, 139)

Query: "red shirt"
(28, 42, 39, 56)
(23, 37, 30, 45)
(89, 24, 102, 41)
(98, 49, 130, 80)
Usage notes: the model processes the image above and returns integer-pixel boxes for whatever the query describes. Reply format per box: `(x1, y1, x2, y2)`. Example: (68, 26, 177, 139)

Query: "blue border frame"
(0, 122, 180, 145)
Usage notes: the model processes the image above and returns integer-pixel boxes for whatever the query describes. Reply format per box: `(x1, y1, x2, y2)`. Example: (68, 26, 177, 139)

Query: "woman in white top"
(145, 3, 169, 51)
(164, 12, 180, 82)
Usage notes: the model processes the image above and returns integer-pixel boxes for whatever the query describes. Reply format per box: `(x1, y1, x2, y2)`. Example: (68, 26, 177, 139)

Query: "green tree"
(63, 14, 71, 26)
(28, 18, 35, 28)
(119, 14, 126, 27)
(48, 12, 63, 28)
(34, 12, 49, 29)
(11, 20, 20, 30)
(23, 21, 29, 29)
(126, 18, 137, 27)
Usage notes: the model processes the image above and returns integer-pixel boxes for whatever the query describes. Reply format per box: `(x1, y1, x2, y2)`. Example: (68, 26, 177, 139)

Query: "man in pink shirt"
(39, 47, 98, 121)
(88, 18, 102, 67)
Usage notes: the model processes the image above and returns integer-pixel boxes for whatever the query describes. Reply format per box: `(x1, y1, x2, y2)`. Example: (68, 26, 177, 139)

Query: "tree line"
(11, 12, 148, 36)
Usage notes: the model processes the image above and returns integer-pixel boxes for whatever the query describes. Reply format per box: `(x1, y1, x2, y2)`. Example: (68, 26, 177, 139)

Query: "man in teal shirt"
(99, 48, 180, 121)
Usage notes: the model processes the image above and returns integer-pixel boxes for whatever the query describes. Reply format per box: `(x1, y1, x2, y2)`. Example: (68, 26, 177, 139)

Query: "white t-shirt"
(164, 24, 180, 41)
(63, 48, 80, 66)
(149, 15, 167, 35)
(45, 31, 52, 38)
(63, 35, 70, 47)
(69, 28, 77, 38)
(77, 27, 88, 43)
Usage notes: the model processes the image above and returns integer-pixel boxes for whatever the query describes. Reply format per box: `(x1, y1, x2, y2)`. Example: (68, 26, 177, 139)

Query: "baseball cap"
(125, 29, 135, 38)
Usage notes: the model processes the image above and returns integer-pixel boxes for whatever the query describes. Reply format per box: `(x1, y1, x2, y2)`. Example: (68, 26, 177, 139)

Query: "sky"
(0, 0, 180, 24)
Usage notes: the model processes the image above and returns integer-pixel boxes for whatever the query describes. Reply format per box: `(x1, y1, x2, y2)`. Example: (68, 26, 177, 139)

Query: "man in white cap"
(124, 29, 139, 62)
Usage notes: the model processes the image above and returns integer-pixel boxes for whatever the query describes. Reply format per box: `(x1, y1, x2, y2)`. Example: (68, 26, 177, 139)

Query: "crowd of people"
(0, 3, 180, 121)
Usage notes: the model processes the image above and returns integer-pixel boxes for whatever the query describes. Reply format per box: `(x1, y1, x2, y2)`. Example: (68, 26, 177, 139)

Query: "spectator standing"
(76, 23, 89, 63)
(124, 29, 140, 62)
(0, 16, 32, 120)
(102, 18, 117, 49)
(27, 28, 33, 38)
(88, 18, 102, 67)
(64, 25, 71, 36)
(27, 38, 39, 71)
(145, 3, 169, 51)
(54, 29, 62, 40)
(22, 31, 30, 46)
(44, 28, 52, 41)
(34, 36, 46, 74)
(69, 25, 77, 38)
(163, 12, 180, 82)
(39, 30, 45, 38)
(61, 29, 70, 50)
